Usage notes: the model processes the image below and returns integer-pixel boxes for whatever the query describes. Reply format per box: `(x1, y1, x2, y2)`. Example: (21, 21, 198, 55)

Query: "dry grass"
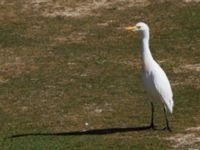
(183, 64, 200, 72)
(0, 0, 200, 150)
(165, 126, 200, 149)
(3, 0, 198, 19)
(165, 133, 200, 149)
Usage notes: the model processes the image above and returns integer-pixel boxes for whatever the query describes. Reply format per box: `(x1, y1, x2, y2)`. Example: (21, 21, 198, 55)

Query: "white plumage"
(125, 22, 174, 131)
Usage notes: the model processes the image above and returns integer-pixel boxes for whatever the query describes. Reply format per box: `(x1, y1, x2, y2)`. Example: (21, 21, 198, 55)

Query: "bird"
(125, 22, 174, 131)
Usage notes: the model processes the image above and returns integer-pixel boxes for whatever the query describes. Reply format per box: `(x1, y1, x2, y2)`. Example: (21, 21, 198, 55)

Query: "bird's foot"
(162, 126, 172, 132)
(150, 124, 157, 130)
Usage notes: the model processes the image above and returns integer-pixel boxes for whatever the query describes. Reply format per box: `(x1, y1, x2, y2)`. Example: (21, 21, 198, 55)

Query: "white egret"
(125, 22, 174, 131)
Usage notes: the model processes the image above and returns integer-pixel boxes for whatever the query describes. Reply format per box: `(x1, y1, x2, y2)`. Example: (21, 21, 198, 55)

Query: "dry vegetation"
(0, 0, 200, 149)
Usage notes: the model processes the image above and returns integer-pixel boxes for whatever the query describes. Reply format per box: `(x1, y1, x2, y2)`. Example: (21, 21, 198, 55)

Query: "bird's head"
(125, 22, 149, 32)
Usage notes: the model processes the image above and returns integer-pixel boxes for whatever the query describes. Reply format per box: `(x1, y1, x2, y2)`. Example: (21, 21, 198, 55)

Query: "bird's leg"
(150, 102, 156, 129)
(162, 107, 172, 132)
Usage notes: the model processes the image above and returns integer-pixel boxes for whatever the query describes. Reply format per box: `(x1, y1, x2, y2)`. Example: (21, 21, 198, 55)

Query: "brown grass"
(0, 0, 200, 149)
(165, 133, 200, 149)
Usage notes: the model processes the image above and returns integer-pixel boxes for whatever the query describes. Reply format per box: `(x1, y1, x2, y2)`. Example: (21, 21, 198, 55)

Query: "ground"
(0, 0, 200, 149)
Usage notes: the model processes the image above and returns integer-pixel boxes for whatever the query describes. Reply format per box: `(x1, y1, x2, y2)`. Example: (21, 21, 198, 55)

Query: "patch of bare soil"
(183, 64, 200, 72)
(165, 133, 200, 149)
(183, 0, 200, 2)
(165, 127, 200, 149)
(25, 0, 200, 18)
(1, 0, 200, 19)
(186, 126, 200, 131)
(20, 0, 150, 18)
(2, 0, 198, 19)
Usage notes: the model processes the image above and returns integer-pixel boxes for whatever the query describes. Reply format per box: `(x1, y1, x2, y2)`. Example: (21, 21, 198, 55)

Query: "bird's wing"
(152, 64, 174, 113)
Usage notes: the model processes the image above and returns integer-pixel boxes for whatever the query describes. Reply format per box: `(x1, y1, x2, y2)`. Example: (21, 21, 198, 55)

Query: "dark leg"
(150, 102, 156, 129)
(162, 107, 172, 132)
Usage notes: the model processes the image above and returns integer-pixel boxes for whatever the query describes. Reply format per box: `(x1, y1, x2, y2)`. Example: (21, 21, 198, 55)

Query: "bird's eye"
(137, 26, 141, 29)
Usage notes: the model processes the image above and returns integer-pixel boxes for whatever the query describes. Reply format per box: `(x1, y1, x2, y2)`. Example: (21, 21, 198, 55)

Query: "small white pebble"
(85, 122, 89, 126)
(94, 109, 102, 113)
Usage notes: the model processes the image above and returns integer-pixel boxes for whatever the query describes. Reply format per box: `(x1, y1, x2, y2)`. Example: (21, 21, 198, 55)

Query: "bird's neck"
(141, 30, 154, 70)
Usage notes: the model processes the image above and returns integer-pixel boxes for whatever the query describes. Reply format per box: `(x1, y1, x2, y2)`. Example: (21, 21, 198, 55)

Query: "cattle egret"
(125, 22, 174, 131)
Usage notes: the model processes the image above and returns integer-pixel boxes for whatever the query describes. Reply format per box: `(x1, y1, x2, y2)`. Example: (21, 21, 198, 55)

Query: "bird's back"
(142, 61, 174, 113)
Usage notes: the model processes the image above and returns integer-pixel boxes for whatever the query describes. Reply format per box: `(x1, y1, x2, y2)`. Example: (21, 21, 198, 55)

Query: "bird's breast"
(142, 71, 160, 101)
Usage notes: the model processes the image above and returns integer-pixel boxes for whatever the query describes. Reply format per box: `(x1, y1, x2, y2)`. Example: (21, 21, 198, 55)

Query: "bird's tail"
(166, 98, 174, 114)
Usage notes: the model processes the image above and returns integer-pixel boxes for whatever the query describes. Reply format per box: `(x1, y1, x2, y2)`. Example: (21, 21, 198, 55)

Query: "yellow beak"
(125, 26, 138, 31)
